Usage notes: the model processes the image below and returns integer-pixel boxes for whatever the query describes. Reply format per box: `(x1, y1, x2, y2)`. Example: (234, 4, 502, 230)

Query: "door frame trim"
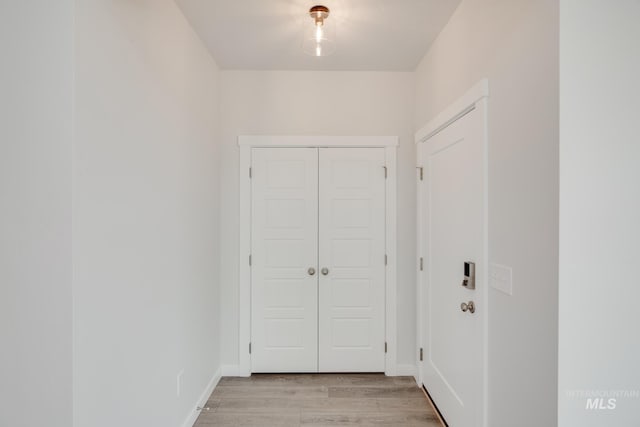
(415, 79, 489, 143)
(415, 79, 489, 427)
(238, 136, 399, 377)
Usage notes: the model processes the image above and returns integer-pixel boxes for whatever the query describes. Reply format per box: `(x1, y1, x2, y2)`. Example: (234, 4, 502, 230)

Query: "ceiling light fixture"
(303, 5, 336, 57)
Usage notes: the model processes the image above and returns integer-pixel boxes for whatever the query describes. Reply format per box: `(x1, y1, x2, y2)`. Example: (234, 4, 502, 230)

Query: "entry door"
(318, 148, 386, 372)
(251, 147, 386, 373)
(251, 148, 318, 372)
(421, 107, 485, 426)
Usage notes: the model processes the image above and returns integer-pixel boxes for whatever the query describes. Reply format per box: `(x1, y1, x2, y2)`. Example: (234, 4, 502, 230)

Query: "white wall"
(73, 1, 221, 426)
(0, 2, 74, 426)
(559, 1, 640, 425)
(218, 71, 417, 370)
(415, 1, 559, 426)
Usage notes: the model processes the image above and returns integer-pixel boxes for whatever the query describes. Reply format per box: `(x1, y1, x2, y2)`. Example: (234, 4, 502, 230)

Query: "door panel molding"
(238, 136, 398, 377)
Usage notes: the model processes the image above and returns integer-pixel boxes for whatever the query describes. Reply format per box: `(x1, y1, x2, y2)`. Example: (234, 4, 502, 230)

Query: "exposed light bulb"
(315, 24, 323, 43)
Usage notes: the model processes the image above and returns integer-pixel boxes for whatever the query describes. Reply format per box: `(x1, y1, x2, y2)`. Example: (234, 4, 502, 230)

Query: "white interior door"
(318, 148, 386, 372)
(251, 148, 318, 372)
(421, 106, 486, 426)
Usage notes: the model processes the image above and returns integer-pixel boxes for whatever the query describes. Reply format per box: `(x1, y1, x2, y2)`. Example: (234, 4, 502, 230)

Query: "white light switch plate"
(490, 263, 513, 296)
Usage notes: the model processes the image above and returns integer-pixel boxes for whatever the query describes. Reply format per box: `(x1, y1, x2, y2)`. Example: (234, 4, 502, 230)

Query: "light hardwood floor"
(194, 373, 443, 427)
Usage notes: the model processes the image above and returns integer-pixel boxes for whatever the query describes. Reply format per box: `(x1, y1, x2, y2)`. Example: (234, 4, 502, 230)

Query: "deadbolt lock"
(462, 261, 476, 290)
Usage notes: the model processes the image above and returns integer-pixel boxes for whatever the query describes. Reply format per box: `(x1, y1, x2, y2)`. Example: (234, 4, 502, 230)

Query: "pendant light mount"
(303, 4, 335, 57)
(309, 5, 330, 25)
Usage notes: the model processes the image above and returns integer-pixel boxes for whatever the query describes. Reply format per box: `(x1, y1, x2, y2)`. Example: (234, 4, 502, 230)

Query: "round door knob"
(460, 301, 475, 314)
(308, 267, 316, 276)
(321, 267, 329, 276)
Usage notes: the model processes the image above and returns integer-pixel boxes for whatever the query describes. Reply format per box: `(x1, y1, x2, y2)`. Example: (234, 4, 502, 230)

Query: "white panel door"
(251, 148, 318, 373)
(318, 148, 386, 372)
(421, 107, 485, 426)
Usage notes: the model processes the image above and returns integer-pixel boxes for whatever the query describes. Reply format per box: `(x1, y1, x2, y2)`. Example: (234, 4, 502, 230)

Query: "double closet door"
(251, 147, 386, 373)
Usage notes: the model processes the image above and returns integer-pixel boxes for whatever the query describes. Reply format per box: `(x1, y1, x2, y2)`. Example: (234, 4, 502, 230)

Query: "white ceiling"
(175, 0, 462, 71)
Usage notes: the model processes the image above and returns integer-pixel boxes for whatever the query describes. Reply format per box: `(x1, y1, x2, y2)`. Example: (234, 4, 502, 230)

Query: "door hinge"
(417, 166, 423, 181)
(385, 254, 388, 266)
(385, 342, 388, 353)
(249, 342, 252, 354)
(383, 166, 388, 179)
(249, 254, 252, 266)
(420, 257, 424, 271)
(420, 348, 424, 361)
(249, 167, 252, 178)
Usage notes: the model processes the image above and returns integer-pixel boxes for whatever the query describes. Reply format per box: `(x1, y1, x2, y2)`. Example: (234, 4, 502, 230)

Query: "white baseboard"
(221, 364, 242, 376)
(181, 367, 221, 427)
(396, 364, 417, 378)
(221, 364, 416, 379)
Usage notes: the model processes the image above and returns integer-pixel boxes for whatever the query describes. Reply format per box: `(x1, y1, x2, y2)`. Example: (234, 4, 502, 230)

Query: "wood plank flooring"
(194, 374, 443, 427)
